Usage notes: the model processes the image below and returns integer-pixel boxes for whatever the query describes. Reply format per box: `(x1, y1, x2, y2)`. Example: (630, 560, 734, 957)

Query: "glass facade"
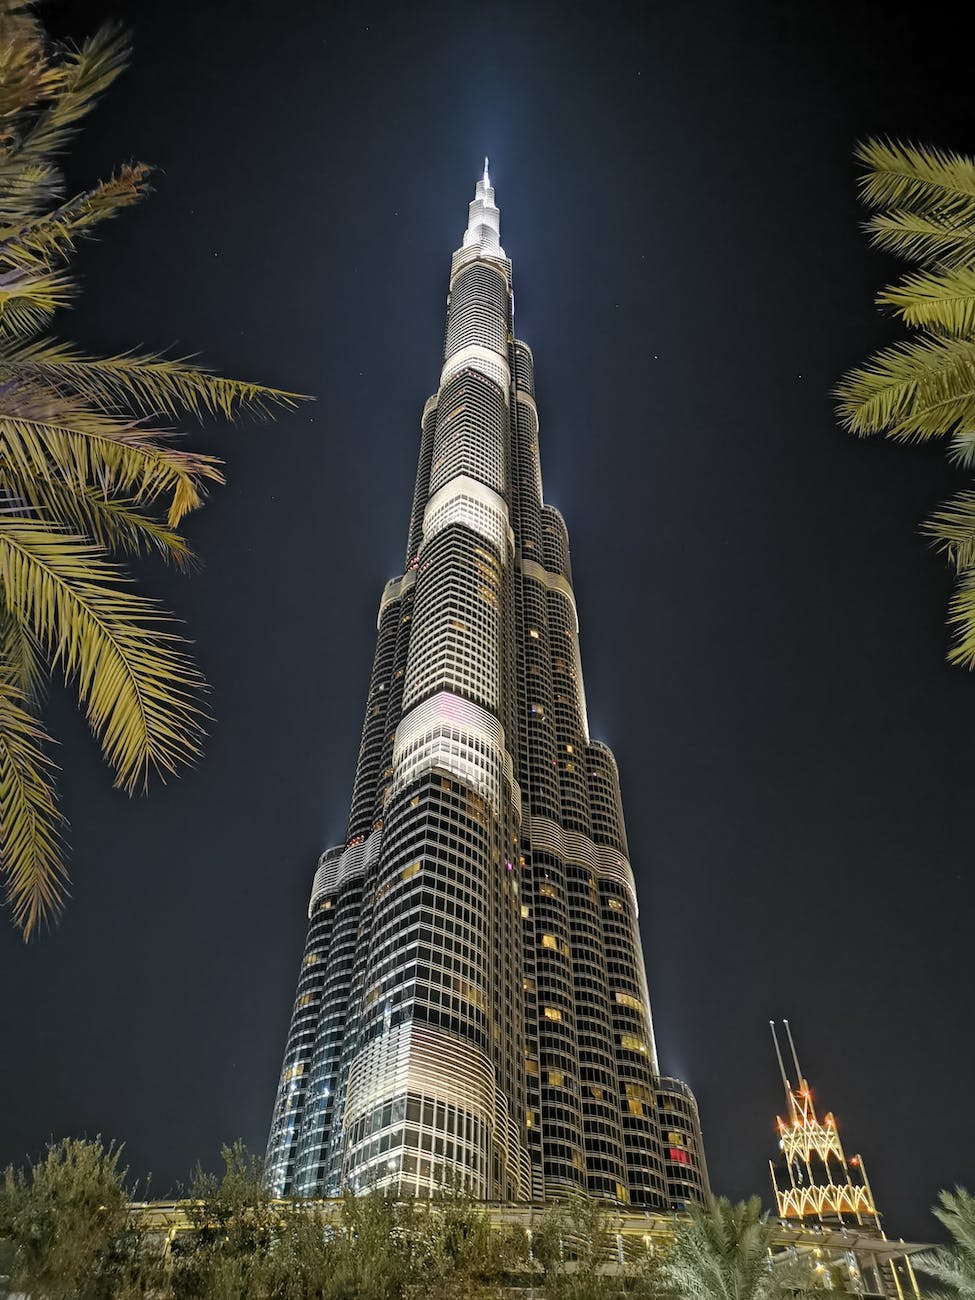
(266, 163, 709, 1208)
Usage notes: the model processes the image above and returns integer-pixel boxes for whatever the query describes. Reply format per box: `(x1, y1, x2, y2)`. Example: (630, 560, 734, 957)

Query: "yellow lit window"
(616, 1183, 629, 1205)
(620, 1034, 649, 1055)
(565, 761, 575, 772)
(523, 976, 536, 992)
(450, 619, 468, 632)
(608, 897, 624, 911)
(628, 1099, 644, 1117)
(525, 1058, 539, 1076)
(521, 903, 530, 918)
(402, 862, 421, 882)
(615, 991, 643, 1013)
(566, 744, 574, 754)
(626, 1083, 653, 1104)
(590, 1086, 604, 1100)
(529, 628, 540, 639)
(667, 1132, 684, 1146)
(543, 1006, 562, 1022)
(303, 952, 320, 967)
(548, 1070, 564, 1087)
(539, 882, 556, 898)
(541, 934, 558, 950)
(320, 898, 333, 911)
(526, 1110, 537, 1129)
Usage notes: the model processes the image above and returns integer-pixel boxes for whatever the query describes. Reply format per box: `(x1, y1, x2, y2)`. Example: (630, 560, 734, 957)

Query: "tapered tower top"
(462, 156, 505, 258)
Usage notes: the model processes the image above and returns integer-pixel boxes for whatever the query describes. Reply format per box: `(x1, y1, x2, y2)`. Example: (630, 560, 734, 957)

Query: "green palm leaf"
(835, 334, 975, 440)
(925, 491, 975, 570)
(11, 339, 302, 420)
(0, 472, 194, 566)
(856, 139, 975, 224)
(0, 675, 65, 937)
(0, 520, 206, 793)
(914, 1188, 975, 1300)
(0, 166, 152, 266)
(864, 211, 975, 269)
(878, 266, 975, 334)
(0, 387, 224, 525)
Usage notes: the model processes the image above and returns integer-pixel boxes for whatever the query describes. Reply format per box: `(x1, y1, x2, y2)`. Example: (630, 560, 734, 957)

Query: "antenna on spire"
(483, 156, 490, 187)
(770, 1020, 791, 1093)
(783, 1018, 804, 1084)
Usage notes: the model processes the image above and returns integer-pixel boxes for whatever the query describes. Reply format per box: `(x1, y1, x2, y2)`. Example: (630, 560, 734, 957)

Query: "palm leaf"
(0, 520, 206, 792)
(0, 604, 45, 700)
(856, 139, 975, 225)
(864, 210, 975, 270)
(11, 339, 304, 420)
(0, 265, 74, 335)
(0, 165, 151, 267)
(12, 23, 130, 168)
(835, 334, 975, 440)
(0, 674, 66, 937)
(877, 266, 975, 334)
(914, 1189, 975, 1300)
(925, 491, 975, 570)
(0, 472, 194, 566)
(0, 386, 224, 525)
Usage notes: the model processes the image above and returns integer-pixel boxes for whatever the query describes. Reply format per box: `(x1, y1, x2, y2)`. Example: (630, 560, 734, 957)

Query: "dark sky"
(1, 0, 971, 1243)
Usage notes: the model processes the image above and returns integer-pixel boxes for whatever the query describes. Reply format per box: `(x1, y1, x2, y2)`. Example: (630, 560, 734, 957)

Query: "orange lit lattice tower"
(768, 1020, 920, 1300)
(769, 1020, 876, 1225)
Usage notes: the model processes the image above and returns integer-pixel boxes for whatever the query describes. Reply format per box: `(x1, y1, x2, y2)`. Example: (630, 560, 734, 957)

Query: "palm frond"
(925, 491, 975, 570)
(0, 604, 45, 701)
(0, 165, 151, 267)
(0, 520, 206, 792)
(864, 211, 975, 270)
(0, 472, 194, 566)
(0, 264, 74, 335)
(0, 386, 224, 525)
(914, 1189, 975, 1300)
(856, 139, 975, 225)
(13, 23, 130, 167)
(835, 334, 975, 440)
(877, 266, 975, 334)
(11, 339, 305, 420)
(0, 674, 66, 937)
(0, 4, 58, 120)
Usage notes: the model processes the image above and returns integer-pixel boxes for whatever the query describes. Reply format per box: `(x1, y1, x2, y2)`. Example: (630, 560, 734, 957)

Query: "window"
(529, 628, 540, 639)
(608, 898, 624, 911)
(615, 991, 643, 1013)
(541, 934, 558, 950)
(402, 862, 421, 882)
(620, 1034, 649, 1055)
(548, 1070, 564, 1087)
(589, 1086, 604, 1101)
(543, 1006, 563, 1022)
(521, 904, 530, 918)
(628, 1099, 644, 1117)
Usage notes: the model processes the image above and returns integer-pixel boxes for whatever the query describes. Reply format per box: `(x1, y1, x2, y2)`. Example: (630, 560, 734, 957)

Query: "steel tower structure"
(266, 163, 708, 1208)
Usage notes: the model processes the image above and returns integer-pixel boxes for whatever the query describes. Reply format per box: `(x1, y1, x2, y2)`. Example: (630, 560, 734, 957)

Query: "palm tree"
(659, 1196, 819, 1300)
(0, 2, 300, 936)
(914, 1188, 975, 1300)
(837, 139, 975, 669)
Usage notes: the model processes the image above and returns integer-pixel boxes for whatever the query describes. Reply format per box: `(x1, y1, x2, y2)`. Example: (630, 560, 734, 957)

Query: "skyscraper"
(266, 163, 708, 1209)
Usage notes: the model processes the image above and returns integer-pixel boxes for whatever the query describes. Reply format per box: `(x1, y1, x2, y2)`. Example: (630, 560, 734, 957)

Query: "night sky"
(1, 0, 972, 1243)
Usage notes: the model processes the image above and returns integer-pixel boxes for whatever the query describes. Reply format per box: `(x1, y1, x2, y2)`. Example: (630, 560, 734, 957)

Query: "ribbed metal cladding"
(266, 163, 709, 1209)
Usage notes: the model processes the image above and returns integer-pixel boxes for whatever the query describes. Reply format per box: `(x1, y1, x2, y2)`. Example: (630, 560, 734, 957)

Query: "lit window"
(547, 1070, 564, 1087)
(525, 1058, 539, 1076)
(520, 903, 530, 918)
(402, 862, 421, 882)
(590, 1086, 604, 1100)
(523, 977, 536, 992)
(608, 898, 624, 911)
(566, 744, 574, 754)
(616, 991, 643, 1013)
(628, 1099, 644, 1117)
(539, 882, 556, 898)
(620, 1034, 649, 1055)
(529, 629, 540, 639)
(541, 934, 557, 950)
(530, 704, 545, 717)
(543, 1006, 562, 1022)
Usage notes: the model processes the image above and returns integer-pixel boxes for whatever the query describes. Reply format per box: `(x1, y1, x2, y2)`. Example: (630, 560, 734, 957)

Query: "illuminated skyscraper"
(266, 163, 709, 1207)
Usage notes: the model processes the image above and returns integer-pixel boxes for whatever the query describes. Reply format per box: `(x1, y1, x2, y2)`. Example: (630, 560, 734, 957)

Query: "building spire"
(460, 157, 505, 259)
